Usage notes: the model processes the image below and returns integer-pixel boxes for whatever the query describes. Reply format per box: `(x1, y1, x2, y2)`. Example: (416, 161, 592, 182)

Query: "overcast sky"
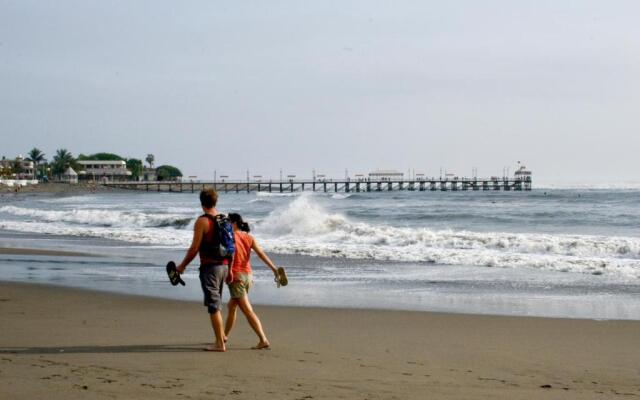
(1, 1, 639, 184)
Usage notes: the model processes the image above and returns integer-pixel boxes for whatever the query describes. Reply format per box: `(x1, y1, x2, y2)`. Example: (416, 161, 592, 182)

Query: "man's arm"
(177, 217, 206, 273)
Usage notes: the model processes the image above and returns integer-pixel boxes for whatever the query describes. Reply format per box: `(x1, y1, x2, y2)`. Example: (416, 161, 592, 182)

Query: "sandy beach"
(4, 1, 640, 398)
(0, 282, 638, 399)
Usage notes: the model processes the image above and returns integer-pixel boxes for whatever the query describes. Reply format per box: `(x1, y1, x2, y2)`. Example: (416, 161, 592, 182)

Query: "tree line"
(2, 148, 182, 181)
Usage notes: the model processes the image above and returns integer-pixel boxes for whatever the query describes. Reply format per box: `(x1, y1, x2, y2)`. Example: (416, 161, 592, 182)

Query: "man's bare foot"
(251, 340, 270, 350)
(223, 335, 228, 343)
(204, 343, 226, 352)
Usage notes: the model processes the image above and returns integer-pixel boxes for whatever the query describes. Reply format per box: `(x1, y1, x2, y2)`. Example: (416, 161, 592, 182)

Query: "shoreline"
(1, 182, 127, 196)
(0, 247, 99, 257)
(1, 282, 639, 399)
(3, 279, 637, 323)
(2, 243, 639, 321)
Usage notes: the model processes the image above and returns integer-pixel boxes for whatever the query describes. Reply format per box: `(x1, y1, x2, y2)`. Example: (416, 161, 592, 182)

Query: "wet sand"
(0, 282, 638, 399)
(0, 247, 98, 257)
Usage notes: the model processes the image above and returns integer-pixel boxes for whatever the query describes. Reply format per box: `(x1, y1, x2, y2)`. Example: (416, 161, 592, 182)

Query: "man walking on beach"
(176, 189, 231, 352)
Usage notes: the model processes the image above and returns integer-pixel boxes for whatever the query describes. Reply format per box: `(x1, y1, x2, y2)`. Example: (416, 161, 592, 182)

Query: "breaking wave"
(0, 220, 193, 247)
(255, 192, 301, 197)
(0, 205, 192, 228)
(254, 195, 640, 278)
(2, 195, 640, 278)
(331, 193, 352, 200)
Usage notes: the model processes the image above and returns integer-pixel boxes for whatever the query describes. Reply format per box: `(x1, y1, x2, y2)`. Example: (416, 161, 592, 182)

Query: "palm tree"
(145, 154, 155, 169)
(52, 149, 75, 176)
(27, 148, 45, 179)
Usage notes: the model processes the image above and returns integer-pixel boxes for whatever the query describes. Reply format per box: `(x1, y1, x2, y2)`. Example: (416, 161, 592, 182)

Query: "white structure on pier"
(514, 163, 532, 181)
(368, 170, 404, 181)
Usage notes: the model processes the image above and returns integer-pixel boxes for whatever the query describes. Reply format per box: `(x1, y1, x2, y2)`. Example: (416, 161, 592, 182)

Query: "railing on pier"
(103, 178, 532, 193)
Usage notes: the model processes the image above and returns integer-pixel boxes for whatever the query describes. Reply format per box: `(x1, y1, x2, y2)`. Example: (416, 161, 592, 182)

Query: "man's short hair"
(200, 189, 218, 209)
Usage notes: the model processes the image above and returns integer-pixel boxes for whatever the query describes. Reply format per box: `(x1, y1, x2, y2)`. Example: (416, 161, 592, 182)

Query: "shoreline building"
(0, 155, 34, 179)
(62, 167, 78, 184)
(77, 160, 131, 183)
(142, 167, 157, 182)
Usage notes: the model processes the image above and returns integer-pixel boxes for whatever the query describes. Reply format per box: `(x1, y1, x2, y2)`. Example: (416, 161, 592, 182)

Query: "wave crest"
(254, 195, 640, 278)
(0, 205, 191, 229)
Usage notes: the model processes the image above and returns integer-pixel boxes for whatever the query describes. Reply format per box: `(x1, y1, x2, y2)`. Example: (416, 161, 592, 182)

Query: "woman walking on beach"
(224, 213, 279, 349)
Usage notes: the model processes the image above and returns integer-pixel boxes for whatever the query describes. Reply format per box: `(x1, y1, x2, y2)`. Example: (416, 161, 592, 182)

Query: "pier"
(104, 178, 532, 193)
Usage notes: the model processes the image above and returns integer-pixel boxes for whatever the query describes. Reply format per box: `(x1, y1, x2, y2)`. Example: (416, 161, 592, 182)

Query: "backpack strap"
(200, 213, 214, 233)
(200, 213, 225, 227)
(200, 213, 225, 221)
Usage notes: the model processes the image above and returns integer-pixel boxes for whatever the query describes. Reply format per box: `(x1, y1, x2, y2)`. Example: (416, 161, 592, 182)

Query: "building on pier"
(514, 164, 532, 181)
(368, 170, 404, 181)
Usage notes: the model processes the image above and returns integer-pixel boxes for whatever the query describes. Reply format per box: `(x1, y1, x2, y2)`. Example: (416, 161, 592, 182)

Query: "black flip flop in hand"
(166, 261, 185, 286)
(275, 267, 288, 288)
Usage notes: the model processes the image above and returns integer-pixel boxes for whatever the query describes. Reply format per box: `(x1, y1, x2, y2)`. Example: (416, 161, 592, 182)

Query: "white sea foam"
(247, 198, 272, 204)
(255, 191, 302, 197)
(3, 195, 640, 278)
(0, 220, 193, 247)
(0, 205, 192, 228)
(253, 194, 640, 278)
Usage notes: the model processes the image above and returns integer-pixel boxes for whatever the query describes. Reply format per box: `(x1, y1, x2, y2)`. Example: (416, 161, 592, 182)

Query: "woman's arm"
(251, 239, 278, 275)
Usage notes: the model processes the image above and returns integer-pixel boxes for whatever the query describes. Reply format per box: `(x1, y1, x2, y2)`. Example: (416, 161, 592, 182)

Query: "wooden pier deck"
(104, 179, 532, 193)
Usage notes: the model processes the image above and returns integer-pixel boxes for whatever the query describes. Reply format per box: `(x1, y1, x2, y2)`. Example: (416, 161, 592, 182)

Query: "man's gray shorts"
(199, 264, 228, 314)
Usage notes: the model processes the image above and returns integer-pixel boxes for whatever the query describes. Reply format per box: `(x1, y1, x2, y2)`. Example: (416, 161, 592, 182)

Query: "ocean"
(1, 189, 639, 320)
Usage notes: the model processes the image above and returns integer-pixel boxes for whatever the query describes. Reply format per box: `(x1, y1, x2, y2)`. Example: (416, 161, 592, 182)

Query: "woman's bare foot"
(251, 340, 270, 350)
(204, 343, 226, 352)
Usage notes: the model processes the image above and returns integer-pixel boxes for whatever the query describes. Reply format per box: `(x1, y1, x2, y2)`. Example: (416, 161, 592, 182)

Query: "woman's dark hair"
(228, 213, 250, 232)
